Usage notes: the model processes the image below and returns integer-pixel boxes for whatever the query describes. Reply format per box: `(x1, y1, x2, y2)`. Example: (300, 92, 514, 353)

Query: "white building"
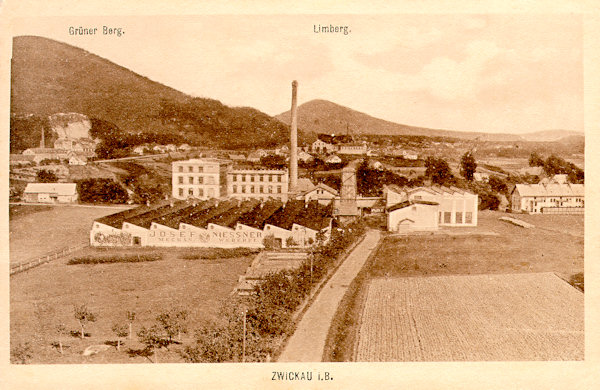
(172, 159, 289, 202)
(228, 169, 289, 202)
(388, 200, 439, 232)
(23, 183, 78, 203)
(338, 143, 368, 155)
(325, 155, 342, 164)
(68, 155, 87, 165)
(510, 183, 584, 214)
(312, 138, 337, 154)
(172, 158, 232, 200)
(386, 185, 478, 230)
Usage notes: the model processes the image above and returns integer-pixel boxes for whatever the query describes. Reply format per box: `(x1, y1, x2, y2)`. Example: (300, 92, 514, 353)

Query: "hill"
(521, 129, 584, 143)
(10, 36, 291, 153)
(276, 99, 583, 143)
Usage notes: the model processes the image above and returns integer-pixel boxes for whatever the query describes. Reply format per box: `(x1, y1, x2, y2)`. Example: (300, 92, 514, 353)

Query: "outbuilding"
(23, 183, 78, 203)
(387, 200, 439, 231)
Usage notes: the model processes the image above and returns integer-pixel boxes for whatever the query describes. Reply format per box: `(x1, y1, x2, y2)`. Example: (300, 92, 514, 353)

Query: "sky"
(11, 14, 583, 134)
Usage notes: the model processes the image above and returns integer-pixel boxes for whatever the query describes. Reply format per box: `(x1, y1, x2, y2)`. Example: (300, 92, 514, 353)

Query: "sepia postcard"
(1, 0, 599, 389)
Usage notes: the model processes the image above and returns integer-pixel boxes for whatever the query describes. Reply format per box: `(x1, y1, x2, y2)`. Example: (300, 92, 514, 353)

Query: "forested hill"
(10, 36, 291, 152)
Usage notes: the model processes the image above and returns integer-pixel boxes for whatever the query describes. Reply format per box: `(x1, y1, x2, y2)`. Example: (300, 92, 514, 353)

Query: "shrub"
(11, 342, 33, 364)
(68, 253, 162, 265)
(179, 248, 258, 260)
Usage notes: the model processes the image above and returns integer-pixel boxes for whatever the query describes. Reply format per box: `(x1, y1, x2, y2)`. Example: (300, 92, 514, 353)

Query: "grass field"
(355, 273, 583, 361)
(9, 205, 131, 264)
(10, 247, 254, 364)
(324, 210, 584, 361)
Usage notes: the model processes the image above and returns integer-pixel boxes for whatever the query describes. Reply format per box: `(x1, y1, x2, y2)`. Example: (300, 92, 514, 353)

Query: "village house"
(297, 150, 314, 163)
(22, 148, 70, 163)
(325, 154, 342, 164)
(295, 183, 338, 205)
(510, 182, 584, 214)
(311, 138, 337, 154)
(23, 182, 78, 203)
(68, 155, 87, 165)
(133, 145, 147, 155)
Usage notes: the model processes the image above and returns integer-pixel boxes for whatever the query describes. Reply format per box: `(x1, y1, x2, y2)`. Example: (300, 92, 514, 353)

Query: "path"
(278, 229, 381, 362)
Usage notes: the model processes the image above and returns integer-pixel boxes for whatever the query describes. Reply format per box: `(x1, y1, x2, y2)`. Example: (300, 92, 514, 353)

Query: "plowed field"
(355, 273, 583, 361)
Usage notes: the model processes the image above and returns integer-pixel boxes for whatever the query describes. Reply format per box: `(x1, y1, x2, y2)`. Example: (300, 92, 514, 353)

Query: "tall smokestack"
(290, 80, 298, 190)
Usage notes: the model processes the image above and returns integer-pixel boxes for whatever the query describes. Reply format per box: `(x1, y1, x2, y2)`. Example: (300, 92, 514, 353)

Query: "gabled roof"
(236, 199, 283, 229)
(181, 199, 239, 228)
(293, 177, 315, 193)
(208, 199, 261, 228)
(387, 200, 439, 212)
(158, 199, 217, 229)
(264, 200, 306, 230)
(514, 183, 584, 197)
(95, 201, 171, 229)
(24, 183, 77, 196)
(295, 201, 333, 231)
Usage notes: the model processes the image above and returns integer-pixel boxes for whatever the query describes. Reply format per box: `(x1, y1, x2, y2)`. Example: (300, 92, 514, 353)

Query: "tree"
(36, 169, 58, 183)
(55, 323, 68, 354)
(73, 304, 97, 339)
(112, 323, 129, 351)
(156, 309, 189, 343)
(425, 156, 453, 185)
(126, 311, 136, 340)
(460, 152, 477, 181)
(137, 325, 166, 363)
(528, 152, 544, 167)
(488, 175, 508, 194)
(77, 178, 129, 204)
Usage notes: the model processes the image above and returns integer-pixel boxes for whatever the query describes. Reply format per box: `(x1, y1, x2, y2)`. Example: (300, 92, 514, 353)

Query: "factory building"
(385, 185, 478, 231)
(91, 198, 332, 249)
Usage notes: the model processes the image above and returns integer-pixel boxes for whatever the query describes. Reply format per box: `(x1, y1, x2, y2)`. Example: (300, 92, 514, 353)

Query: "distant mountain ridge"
(276, 99, 583, 143)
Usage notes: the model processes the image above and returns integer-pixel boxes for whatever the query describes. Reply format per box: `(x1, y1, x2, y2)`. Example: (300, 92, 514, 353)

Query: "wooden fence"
(10, 244, 86, 276)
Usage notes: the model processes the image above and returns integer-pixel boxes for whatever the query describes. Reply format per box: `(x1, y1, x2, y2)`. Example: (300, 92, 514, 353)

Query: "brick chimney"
(290, 80, 298, 190)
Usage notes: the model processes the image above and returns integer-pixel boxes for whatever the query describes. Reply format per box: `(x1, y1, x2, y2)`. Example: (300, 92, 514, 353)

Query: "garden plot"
(355, 273, 583, 361)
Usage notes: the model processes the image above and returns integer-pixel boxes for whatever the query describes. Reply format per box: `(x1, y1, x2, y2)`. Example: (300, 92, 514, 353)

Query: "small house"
(23, 183, 78, 203)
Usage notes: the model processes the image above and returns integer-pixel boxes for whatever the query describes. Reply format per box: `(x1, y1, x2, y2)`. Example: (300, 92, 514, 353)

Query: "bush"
(68, 254, 162, 265)
(36, 169, 59, 183)
(77, 178, 129, 204)
(10, 342, 33, 364)
(179, 248, 258, 260)
(569, 273, 584, 292)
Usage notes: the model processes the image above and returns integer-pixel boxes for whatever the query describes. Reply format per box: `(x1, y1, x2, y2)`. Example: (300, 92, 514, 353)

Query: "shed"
(23, 183, 78, 203)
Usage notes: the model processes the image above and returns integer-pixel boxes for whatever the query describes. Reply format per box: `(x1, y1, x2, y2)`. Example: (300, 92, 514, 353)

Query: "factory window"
(268, 186, 273, 194)
(268, 175, 273, 182)
(277, 186, 282, 193)
(465, 212, 473, 224)
(178, 166, 183, 173)
(188, 188, 194, 196)
(242, 175, 246, 182)
(198, 167, 203, 173)
(188, 177, 194, 184)
(199, 188, 204, 197)
(439, 212, 442, 223)
(232, 175, 237, 182)
(179, 188, 184, 197)
(232, 185, 237, 193)
(241, 186, 246, 194)
(444, 212, 451, 224)
(250, 186, 255, 193)
(260, 186, 264, 193)
(251, 176, 255, 182)
(178, 176, 183, 184)
(456, 212, 463, 224)
(188, 166, 193, 173)
(259, 175, 264, 182)
(198, 176, 204, 184)
(277, 175, 282, 182)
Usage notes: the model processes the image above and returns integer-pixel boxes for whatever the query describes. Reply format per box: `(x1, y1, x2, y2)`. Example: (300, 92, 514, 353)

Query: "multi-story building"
(172, 158, 232, 200)
(227, 169, 289, 202)
(172, 159, 289, 202)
